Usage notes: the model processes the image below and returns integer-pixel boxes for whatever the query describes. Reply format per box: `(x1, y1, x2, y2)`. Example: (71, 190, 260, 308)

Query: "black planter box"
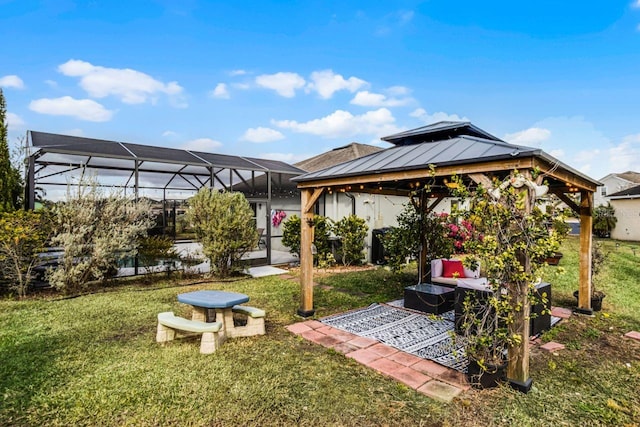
(454, 281, 552, 336)
(404, 283, 455, 314)
(530, 282, 551, 336)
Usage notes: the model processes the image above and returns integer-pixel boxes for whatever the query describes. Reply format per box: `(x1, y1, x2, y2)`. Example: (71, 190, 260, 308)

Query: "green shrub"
(49, 181, 153, 293)
(382, 204, 453, 273)
(0, 209, 51, 297)
(593, 203, 617, 238)
(333, 214, 368, 266)
(187, 189, 257, 277)
(137, 236, 177, 268)
(281, 214, 333, 264)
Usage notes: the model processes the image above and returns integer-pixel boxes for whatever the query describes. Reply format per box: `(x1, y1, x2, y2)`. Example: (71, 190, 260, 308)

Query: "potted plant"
(574, 242, 608, 311)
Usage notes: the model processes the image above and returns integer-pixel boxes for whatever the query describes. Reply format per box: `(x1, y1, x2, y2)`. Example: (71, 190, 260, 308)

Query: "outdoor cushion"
(463, 264, 480, 279)
(457, 277, 490, 290)
(442, 260, 466, 278)
(431, 259, 444, 277)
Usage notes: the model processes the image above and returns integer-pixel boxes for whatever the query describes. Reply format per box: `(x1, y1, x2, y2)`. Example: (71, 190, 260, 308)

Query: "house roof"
(608, 183, 640, 199)
(381, 121, 502, 146)
(294, 142, 382, 172)
(616, 171, 640, 184)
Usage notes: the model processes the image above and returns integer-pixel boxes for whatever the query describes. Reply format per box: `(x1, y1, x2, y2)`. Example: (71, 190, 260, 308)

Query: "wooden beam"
(550, 190, 580, 216)
(577, 191, 593, 314)
(296, 158, 536, 189)
(532, 158, 599, 192)
(298, 188, 315, 317)
(425, 195, 445, 213)
(468, 173, 494, 189)
(303, 188, 324, 214)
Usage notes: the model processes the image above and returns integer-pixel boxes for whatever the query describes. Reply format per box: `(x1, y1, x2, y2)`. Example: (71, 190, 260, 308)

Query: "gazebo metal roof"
(293, 134, 600, 191)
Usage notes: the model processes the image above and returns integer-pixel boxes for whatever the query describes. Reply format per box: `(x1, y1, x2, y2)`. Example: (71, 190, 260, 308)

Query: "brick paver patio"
(286, 305, 572, 402)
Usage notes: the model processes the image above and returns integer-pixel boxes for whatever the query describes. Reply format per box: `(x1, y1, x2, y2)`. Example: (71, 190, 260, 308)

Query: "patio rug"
(321, 303, 469, 372)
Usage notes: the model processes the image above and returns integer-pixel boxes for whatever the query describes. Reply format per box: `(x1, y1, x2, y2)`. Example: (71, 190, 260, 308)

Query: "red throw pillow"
(442, 260, 466, 278)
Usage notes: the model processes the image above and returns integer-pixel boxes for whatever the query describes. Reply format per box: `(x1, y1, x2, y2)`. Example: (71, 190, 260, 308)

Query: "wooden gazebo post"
(298, 188, 324, 317)
(576, 190, 594, 314)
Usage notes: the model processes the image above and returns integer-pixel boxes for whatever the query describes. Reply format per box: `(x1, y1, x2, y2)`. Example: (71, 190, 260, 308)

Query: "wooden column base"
(297, 308, 315, 318)
(508, 377, 533, 393)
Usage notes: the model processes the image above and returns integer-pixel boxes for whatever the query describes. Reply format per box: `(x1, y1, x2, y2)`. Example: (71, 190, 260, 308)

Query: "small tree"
(187, 189, 256, 277)
(0, 89, 23, 212)
(0, 210, 51, 298)
(382, 203, 453, 273)
(333, 214, 368, 266)
(49, 180, 153, 293)
(593, 203, 617, 238)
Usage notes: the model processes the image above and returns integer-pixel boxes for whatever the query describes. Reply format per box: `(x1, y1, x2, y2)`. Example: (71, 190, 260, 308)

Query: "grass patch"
(0, 237, 639, 425)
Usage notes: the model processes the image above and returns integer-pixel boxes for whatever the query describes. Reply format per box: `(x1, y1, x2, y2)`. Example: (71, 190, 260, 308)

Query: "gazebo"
(292, 121, 602, 390)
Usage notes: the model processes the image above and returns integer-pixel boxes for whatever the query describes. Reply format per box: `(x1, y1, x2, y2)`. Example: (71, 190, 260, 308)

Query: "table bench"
(156, 311, 223, 354)
(229, 305, 266, 338)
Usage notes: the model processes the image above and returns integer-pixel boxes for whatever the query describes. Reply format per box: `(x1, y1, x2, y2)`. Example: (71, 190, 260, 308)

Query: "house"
(595, 171, 640, 206)
(608, 184, 640, 241)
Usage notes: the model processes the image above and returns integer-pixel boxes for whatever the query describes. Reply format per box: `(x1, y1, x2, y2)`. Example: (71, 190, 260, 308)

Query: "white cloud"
(258, 152, 312, 163)
(210, 83, 230, 99)
(410, 108, 468, 123)
(350, 90, 412, 107)
(634, 0, 640, 8)
(255, 72, 305, 98)
(549, 149, 565, 159)
(503, 127, 552, 147)
(273, 108, 401, 139)
(387, 86, 410, 96)
(231, 82, 251, 90)
(162, 130, 178, 137)
(0, 75, 25, 89)
(607, 134, 640, 173)
(306, 70, 367, 99)
(29, 96, 114, 122)
(58, 59, 185, 105)
(230, 69, 247, 76)
(45, 79, 58, 88)
(241, 127, 285, 143)
(6, 112, 25, 128)
(182, 138, 223, 152)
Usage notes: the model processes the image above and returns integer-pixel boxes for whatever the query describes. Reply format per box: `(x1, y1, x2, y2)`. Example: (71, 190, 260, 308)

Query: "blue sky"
(2, 0, 640, 180)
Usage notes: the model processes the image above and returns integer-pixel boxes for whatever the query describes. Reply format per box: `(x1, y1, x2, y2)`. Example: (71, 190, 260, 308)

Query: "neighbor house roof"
(294, 142, 382, 172)
(616, 171, 640, 184)
(608, 184, 640, 199)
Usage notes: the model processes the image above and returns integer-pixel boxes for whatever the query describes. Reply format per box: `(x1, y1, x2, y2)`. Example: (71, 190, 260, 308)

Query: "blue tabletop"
(177, 290, 249, 308)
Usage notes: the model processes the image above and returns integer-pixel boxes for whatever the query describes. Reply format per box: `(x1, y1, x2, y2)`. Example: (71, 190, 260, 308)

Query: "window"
(601, 187, 607, 196)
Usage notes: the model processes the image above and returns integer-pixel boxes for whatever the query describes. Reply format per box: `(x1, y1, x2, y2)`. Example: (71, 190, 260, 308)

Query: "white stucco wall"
(596, 175, 637, 206)
(610, 198, 640, 242)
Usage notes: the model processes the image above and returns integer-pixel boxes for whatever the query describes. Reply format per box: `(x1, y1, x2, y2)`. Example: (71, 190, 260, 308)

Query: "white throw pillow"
(463, 261, 480, 279)
(431, 259, 443, 278)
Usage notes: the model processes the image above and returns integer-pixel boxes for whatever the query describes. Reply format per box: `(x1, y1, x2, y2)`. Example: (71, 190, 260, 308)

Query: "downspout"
(345, 192, 356, 215)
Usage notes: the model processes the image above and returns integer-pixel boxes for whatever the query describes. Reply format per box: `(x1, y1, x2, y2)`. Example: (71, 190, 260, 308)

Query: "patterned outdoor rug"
(321, 303, 469, 372)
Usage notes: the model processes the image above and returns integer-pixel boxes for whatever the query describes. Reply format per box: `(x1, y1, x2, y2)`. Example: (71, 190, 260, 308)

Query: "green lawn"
(0, 236, 639, 426)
